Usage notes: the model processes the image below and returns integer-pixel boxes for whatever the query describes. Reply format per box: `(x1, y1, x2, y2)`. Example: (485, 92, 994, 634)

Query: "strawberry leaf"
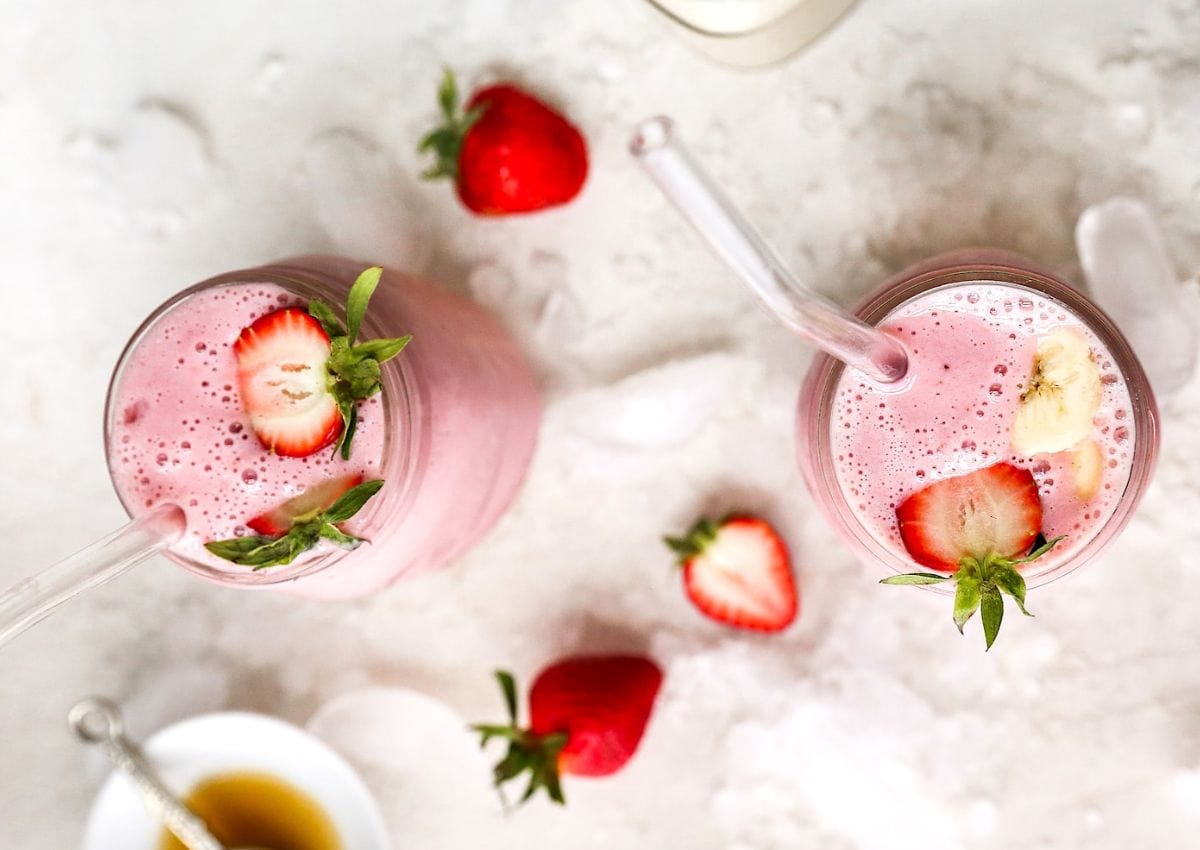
(346, 266, 382, 343)
(314, 267, 412, 460)
(663, 517, 720, 562)
(992, 566, 1032, 616)
(1012, 535, 1066, 565)
(352, 336, 412, 364)
(879, 572, 953, 585)
(474, 671, 570, 807)
(204, 535, 280, 561)
(953, 575, 982, 633)
(495, 670, 519, 724)
(308, 298, 346, 337)
(437, 67, 458, 120)
(420, 68, 488, 183)
(323, 479, 385, 523)
(318, 523, 364, 549)
(980, 584, 1004, 650)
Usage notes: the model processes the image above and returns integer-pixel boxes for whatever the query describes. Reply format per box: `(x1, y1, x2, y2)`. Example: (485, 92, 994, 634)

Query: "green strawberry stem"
(308, 266, 412, 460)
(204, 479, 385, 569)
(880, 536, 1064, 650)
(472, 670, 569, 807)
(418, 68, 486, 181)
(663, 516, 720, 563)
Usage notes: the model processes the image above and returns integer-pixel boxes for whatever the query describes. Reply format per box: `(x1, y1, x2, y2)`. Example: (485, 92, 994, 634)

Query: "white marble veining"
(1, 1, 1199, 848)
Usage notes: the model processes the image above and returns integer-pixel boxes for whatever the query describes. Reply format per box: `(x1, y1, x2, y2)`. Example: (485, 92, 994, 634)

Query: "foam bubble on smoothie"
(831, 283, 1134, 568)
(108, 283, 386, 570)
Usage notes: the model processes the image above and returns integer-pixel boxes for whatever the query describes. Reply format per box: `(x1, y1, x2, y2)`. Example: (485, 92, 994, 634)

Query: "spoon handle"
(70, 698, 226, 850)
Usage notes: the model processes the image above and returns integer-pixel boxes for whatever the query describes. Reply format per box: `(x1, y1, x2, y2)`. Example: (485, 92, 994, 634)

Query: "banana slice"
(1072, 438, 1104, 501)
(1011, 327, 1102, 455)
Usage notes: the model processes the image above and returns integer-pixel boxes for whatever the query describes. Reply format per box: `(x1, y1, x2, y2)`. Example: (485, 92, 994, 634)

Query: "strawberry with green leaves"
(881, 462, 1063, 649)
(234, 266, 410, 460)
(205, 478, 383, 569)
(474, 656, 662, 806)
(665, 515, 798, 633)
(207, 265, 410, 569)
(420, 69, 588, 215)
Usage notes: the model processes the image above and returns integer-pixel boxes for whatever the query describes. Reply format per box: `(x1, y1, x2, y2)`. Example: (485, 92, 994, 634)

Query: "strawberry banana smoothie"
(799, 253, 1159, 646)
(106, 257, 540, 599)
(831, 283, 1132, 567)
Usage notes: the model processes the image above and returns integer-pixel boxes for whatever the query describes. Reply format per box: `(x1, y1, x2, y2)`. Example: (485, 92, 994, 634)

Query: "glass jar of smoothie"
(105, 255, 540, 600)
(797, 249, 1160, 589)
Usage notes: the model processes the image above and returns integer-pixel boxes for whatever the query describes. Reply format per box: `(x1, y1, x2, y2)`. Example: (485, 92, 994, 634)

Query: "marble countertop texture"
(2, 0, 1199, 848)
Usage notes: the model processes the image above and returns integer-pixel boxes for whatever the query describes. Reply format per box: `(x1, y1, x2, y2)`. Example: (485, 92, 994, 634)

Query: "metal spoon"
(69, 697, 270, 850)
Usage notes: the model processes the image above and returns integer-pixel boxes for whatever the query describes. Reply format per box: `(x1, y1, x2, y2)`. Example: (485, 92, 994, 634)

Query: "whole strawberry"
(881, 462, 1064, 649)
(473, 655, 662, 805)
(420, 69, 588, 215)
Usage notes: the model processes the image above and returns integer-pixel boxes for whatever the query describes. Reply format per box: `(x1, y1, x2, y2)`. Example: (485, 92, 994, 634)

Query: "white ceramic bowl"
(80, 711, 391, 850)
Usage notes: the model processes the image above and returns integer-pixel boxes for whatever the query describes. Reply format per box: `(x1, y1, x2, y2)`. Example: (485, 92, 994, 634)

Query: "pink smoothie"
(830, 282, 1135, 571)
(107, 257, 540, 598)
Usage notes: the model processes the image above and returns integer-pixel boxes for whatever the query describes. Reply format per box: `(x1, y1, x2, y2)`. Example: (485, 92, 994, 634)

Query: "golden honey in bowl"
(158, 771, 340, 850)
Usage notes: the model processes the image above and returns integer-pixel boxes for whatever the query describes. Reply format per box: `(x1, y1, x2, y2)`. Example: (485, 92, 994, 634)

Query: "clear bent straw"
(0, 502, 185, 648)
(630, 116, 908, 384)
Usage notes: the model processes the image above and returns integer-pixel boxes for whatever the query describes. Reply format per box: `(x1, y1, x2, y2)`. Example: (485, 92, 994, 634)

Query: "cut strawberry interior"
(896, 462, 1041, 571)
(247, 474, 365, 536)
(234, 308, 341, 457)
(678, 517, 798, 633)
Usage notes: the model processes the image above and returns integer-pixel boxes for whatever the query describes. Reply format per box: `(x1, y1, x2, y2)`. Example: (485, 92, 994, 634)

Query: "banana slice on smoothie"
(1012, 327, 1102, 455)
(1072, 438, 1104, 501)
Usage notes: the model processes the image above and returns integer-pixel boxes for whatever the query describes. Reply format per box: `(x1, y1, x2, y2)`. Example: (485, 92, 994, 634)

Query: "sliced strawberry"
(896, 463, 1041, 571)
(666, 516, 798, 633)
(247, 474, 365, 535)
(233, 308, 341, 457)
(473, 656, 662, 805)
(884, 463, 1061, 650)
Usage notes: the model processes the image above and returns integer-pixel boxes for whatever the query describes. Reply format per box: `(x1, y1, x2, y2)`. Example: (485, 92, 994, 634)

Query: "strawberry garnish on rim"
(664, 515, 798, 633)
(419, 69, 587, 215)
(247, 474, 364, 536)
(881, 462, 1064, 650)
(473, 656, 662, 806)
(205, 477, 384, 569)
(234, 266, 411, 460)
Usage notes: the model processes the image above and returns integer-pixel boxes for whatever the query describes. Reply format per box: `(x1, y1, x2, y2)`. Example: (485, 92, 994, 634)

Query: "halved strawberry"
(233, 308, 341, 457)
(474, 655, 662, 805)
(665, 516, 798, 633)
(896, 463, 1041, 571)
(247, 474, 365, 535)
(884, 462, 1064, 650)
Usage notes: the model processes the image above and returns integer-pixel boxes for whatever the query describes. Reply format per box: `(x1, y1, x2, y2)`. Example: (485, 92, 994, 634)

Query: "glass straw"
(630, 115, 908, 384)
(0, 503, 185, 648)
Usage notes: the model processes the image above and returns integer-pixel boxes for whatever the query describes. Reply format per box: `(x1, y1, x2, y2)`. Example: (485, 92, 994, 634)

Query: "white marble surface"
(2, 1, 1199, 848)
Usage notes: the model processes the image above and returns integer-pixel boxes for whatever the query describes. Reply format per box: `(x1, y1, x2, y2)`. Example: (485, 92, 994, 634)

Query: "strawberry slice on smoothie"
(882, 462, 1063, 650)
(235, 308, 342, 457)
(233, 266, 412, 461)
(247, 474, 365, 536)
(206, 477, 384, 570)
